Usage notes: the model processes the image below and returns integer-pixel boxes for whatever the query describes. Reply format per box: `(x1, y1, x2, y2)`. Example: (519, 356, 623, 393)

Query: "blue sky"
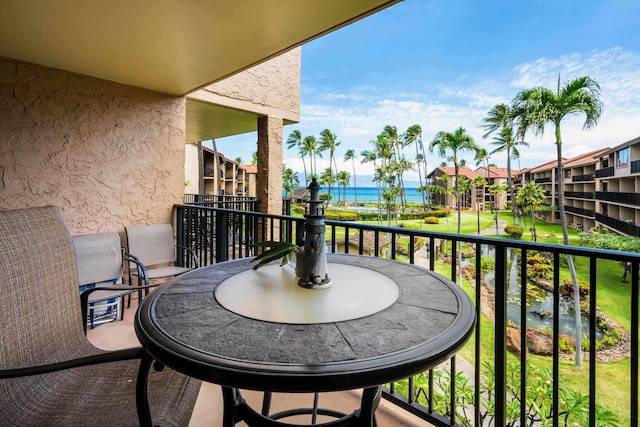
(214, 0, 640, 186)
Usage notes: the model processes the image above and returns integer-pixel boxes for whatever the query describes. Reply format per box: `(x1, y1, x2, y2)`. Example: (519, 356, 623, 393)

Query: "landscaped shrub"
(324, 210, 358, 221)
(424, 208, 451, 218)
(424, 216, 439, 224)
(504, 225, 523, 239)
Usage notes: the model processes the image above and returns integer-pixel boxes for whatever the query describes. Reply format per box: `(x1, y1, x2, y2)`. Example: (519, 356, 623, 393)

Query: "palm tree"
(286, 130, 307, 184)
(344, 149, 357, 205)
(281, 166, 299, 198)
(472, 175, 488, 234)
(301, 135, 321, 178)
(319, 129, 341, 200)
(490, 127, 529, 225)
(336, 170, 350, 207)
(516, 184, 546, 242)
(429, 127, 478, 236)
(513, 75, 603, 369)
(404, 124, 427, 209)
(489, 183, 506, 236)
(482, 103, 529, 226)
(361, 149, 382, 223)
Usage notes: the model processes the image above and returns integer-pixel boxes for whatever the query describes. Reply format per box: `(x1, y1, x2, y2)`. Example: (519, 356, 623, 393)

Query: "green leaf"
(251, 246, 295, 270)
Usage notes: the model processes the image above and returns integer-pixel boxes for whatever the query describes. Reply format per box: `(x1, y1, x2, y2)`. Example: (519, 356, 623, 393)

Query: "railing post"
(216, 210, 228, 263)
(494, 243, 507, 427)
(175, 206, 186, 267)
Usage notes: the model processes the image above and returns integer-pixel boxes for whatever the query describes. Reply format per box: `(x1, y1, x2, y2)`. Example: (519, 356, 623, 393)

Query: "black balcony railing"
(595, 213, 640, 237)
(571, 173, 594, 182)
(174, 203, 640, 427)
(534, 177, 552, 184)
(595, 166, 615, 178)
(564, 205, 595, 218)
(632, 159, 640, 175)
(595, 191, 640, 207)
(565, 191, 595, 199)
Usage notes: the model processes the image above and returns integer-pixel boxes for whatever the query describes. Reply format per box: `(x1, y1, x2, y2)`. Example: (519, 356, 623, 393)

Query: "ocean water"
(292, 187, 424, 203)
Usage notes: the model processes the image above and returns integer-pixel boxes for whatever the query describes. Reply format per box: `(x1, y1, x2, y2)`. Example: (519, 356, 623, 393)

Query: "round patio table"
(135, 254, 475, 426)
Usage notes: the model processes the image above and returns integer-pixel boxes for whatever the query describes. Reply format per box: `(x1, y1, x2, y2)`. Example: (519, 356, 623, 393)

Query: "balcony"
(564, 205, 595, 218)
(571, 173, 594, 182)
(595, 213, 640, 237)
(534, 177, 552, 184)
(175, 201, 640, 426)
(595, 166, 615, 178)
(595, 191, 640, 207)
(565, 191, 595, 199)
(632, 159, 640, 175)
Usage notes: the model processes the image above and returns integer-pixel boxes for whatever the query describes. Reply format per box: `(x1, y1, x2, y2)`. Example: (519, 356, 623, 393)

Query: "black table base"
(225, 386, 382, 427)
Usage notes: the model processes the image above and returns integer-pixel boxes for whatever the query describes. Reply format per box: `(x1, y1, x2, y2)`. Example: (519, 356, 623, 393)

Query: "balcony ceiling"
(0, 0, 400, 97)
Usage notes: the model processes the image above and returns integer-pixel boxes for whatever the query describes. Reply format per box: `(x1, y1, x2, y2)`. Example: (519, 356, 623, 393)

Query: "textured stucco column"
(256, 116, 283, 215)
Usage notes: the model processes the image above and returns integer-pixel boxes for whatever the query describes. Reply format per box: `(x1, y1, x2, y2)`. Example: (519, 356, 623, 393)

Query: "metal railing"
(534, 177, 552, 184)
(596, 191, 640, 207)
(174, 203, 640, 427)
(564, 205, 595, 218)
(595, 166, 615, 178)
(595, 213, 640, 237)
(632, 160, 640, 175)
(565, 191, 595, 199)
(571, 173, 594, 182)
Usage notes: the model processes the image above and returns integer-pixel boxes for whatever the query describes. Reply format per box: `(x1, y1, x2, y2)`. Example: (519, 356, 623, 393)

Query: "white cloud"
(222, 47, 640, 183)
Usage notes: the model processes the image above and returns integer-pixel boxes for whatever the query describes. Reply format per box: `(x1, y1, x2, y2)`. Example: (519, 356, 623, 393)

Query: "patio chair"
(0, 206, 201, 426)
(72, 231, 146, 329)
(125, 223, 199, 303)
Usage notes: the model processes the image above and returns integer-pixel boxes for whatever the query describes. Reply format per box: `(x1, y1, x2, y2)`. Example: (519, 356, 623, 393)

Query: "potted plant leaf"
(251, 241, 304, 275)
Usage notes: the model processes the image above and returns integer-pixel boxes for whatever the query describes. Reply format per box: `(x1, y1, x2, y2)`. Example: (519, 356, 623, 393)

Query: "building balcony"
(564, 205, 595, 218)
(596, 191, 640, 207)
(631, 159, 640, 175)
(571, 173, 594, 182)
(534, 177, 552, 184)
(564, 191, 595, 199)
(595, 212, 640, 237)
(174, 201, 640, 427)
(595, 166, 615, 178)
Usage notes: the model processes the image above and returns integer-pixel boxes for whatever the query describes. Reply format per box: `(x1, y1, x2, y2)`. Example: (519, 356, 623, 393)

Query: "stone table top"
(135, 254, 475, 393)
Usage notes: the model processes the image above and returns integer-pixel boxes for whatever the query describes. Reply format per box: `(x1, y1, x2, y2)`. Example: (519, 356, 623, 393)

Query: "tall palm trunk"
(506, 148, 517, 225)
(454, 164, 463, 285)
(555, 124, 583, 369)
(351, 158, 357, 206)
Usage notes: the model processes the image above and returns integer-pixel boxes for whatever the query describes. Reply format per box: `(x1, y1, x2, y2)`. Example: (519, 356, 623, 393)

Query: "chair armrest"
(124, 252, 150, 287)
(176, 244, 200, 268)
(0, 347, 145, 379)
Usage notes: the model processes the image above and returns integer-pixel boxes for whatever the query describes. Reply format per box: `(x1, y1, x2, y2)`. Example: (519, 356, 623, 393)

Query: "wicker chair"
(0, 206, 201, 426)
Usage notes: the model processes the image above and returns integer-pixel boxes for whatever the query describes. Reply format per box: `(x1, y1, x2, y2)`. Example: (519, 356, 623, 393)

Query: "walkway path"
(409, 216, 508, 393)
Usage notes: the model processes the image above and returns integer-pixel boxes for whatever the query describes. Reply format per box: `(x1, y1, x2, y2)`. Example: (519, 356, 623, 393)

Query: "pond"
(482, 248, 604, 341)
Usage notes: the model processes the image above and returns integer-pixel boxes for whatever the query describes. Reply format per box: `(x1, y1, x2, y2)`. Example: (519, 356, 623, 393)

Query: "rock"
(506, 327, 530, 360)
(526, 328, 553, 356)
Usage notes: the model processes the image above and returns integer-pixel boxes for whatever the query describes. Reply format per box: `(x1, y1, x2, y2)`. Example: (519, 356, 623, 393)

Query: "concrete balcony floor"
(87, 295, 429, 426)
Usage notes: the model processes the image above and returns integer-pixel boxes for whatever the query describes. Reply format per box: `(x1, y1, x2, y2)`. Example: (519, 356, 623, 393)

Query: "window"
(617, 147, 630, 167)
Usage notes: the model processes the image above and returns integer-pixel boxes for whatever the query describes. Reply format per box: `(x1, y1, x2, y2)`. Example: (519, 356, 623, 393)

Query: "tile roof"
(563, 147, 610, 168)
(431, 166, 481, 179)
(334, 231, 392, 252)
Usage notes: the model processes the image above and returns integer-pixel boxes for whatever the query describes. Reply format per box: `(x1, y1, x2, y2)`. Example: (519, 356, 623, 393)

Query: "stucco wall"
(198, 48, 300, 120)
(0, 57, 186, 234)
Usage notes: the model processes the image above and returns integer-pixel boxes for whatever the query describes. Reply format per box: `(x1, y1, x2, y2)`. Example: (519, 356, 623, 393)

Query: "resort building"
(512, 141, 640, 237)
(184, 144, 257, 198)
(427, 166, 482, 210)
(474, 166, 515, 211)
(594, 136, 640, 237)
